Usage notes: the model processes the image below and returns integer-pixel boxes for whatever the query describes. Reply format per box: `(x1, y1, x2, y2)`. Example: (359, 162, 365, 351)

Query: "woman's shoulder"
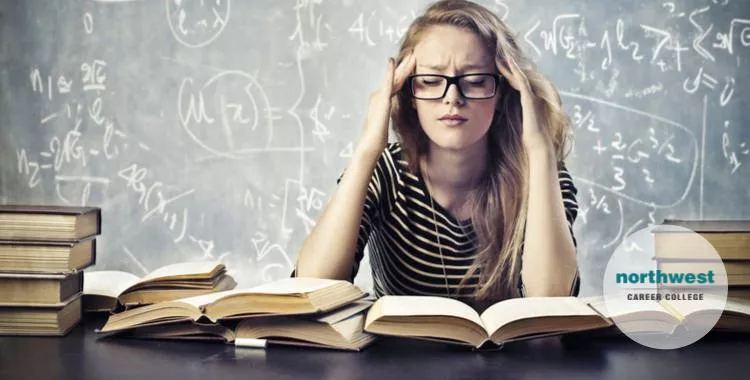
(372, 142, 411, 185)
(376, 142, 408, 169)
(384, 142, 404, 158)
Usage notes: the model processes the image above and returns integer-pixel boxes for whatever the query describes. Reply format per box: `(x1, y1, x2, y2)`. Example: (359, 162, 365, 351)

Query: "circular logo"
(601, 224, 728, 349)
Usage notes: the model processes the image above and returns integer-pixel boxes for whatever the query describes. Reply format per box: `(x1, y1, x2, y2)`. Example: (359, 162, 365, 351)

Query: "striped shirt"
(294, 143, 580, 300)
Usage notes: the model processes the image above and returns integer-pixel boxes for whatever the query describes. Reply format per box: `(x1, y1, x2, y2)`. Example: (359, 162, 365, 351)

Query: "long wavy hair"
(391, 0, 573, 304)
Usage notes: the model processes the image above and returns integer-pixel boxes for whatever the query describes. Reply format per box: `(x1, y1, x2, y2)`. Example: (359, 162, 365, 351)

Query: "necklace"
(423, 162, 452, 297)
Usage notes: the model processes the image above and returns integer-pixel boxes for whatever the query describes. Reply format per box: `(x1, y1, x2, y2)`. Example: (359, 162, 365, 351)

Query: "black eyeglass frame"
(406, 73, 504, 100)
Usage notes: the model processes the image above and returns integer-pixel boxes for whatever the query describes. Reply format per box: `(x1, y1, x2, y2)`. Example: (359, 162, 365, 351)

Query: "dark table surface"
(1, 315, 749, 380)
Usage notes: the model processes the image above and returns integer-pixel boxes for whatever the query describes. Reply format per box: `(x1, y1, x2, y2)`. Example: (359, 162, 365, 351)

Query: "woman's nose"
(443, 83, 465, 105)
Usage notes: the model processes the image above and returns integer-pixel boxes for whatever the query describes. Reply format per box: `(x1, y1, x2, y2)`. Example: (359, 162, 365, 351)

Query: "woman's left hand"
(497, 57, 553, 153)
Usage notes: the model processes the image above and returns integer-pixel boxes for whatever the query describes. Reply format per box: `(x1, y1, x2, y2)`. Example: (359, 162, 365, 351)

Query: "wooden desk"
(1, 315, 749, 380)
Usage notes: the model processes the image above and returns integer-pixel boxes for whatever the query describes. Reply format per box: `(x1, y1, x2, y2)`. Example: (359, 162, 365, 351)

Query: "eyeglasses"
(407, 73, 502, 100)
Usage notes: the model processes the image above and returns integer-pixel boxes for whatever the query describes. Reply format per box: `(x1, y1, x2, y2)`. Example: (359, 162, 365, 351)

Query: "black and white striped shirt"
(345, 143, 580, 300)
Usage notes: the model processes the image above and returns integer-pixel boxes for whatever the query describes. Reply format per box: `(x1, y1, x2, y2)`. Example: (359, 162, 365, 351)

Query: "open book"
(364, 295, 613, 348)
(586, 294, 750, 335)
(715, 298, 750, 332)
(98, 277, 367, 333)
(83, 261, 236, 312)
(114, 300, 377, 351)
(235, 299, 376, 351)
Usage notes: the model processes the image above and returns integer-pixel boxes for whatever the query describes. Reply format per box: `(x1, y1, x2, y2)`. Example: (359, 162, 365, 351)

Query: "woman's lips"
(439, 115, 468, 126)
(440, 118, 467, 126)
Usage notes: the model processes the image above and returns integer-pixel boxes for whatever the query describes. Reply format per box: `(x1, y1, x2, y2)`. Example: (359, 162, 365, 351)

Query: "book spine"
(94, 208, 102, 235)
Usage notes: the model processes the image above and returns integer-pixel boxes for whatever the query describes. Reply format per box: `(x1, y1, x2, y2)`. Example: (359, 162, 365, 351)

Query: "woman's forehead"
(413, 25, 494, 71)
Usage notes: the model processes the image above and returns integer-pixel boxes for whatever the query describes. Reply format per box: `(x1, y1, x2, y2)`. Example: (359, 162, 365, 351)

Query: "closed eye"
(418, 78, 443, 86)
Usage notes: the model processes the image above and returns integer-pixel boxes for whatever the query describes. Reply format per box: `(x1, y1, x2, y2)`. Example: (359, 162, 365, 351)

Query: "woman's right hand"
(360, 53, 416, 155)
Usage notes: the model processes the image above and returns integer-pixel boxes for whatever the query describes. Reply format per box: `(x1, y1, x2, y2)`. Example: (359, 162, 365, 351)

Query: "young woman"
(294, 0, 579, 310)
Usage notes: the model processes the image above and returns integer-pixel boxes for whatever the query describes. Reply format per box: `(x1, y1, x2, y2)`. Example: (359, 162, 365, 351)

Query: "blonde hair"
(391, 0, 573, 304)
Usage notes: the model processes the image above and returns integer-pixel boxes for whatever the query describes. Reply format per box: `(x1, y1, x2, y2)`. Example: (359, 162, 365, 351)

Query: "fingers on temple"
(497, 56, 522, 92)
(392, 53, 416, 92)
(381, 58, 395, 92)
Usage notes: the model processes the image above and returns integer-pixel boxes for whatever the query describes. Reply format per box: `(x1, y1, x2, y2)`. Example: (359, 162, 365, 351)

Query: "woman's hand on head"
(361, 53, 416, 155)
(497, 57, 553, 154)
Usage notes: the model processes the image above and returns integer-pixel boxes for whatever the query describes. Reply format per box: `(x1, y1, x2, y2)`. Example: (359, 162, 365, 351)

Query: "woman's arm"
(520, 148, 579, 297)
(497, 56, 579, 297)
(294, 144, 381, 280)
(295, 54, 415, 280)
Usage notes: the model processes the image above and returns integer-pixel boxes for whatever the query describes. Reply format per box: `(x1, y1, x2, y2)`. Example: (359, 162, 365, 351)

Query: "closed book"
(656, 219, 750, 261)
(0, 293, 82, 336)
(728, 287, 750, 300)
(0, 237, 96, 273)
(0, 205, 100, 242)
(0, 271, 83, 306)
(657, 261, 750, 286)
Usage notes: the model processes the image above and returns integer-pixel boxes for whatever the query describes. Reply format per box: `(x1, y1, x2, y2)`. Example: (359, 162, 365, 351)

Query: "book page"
(724, 298, 750, 315)
(481, 297, 600, 335)
(176, 289, 237, 308)
(662, 293, 729, 319)
(374, 295, 483, 328)
(316, 300, 373, 324)
(243, 277, 344, 295)
(83, 271, 140, 298)
(140, 261, 222, 282)
(174, 278, 347, 308)
(587, 296, 671, 319)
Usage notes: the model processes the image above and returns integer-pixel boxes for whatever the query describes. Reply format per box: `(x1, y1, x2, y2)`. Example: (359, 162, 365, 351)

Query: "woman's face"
(412, 25, 500, 152)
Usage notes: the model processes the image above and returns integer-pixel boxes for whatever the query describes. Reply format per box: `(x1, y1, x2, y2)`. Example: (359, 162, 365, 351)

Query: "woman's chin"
(429, 133, 488, 152)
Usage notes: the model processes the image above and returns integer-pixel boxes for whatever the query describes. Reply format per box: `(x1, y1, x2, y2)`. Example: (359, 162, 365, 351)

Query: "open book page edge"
(173, 277, 349, 309)
(316, 300, 373, 325)
(659, 293, 734, 320)
(586, 296, 684, 333)
(244, 277, 346, 295)
(371, 295, 484, 330)
(138, 261, 223, 282)
(83, 271, 140, 298)
(724, 298, 750, 315)
(95, 317, 201, 338)
(586, 296, 669, 319)
(361, 329, 483, 349)
(479, 297, 602, 336)
(496, 328, 590, 345)
(99, 300, 204, 333)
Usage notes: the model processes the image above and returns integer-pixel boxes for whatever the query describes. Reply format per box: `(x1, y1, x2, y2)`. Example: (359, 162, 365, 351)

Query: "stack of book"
(655, 219, 750, 331)
(0, 205, 100, 336)
(96, 277, 377, 351)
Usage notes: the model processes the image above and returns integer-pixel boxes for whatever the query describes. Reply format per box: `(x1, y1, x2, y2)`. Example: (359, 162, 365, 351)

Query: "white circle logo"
(601, 224, 728, 349)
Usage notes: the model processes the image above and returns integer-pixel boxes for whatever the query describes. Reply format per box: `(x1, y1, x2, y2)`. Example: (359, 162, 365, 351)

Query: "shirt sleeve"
(519, 163, 580, 297)
(558, 164, 581, 297)
(290, 144, 394, 282)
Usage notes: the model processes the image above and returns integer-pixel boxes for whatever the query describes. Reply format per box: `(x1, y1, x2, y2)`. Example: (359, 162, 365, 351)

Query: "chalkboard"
(1, 0, 749, 296)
